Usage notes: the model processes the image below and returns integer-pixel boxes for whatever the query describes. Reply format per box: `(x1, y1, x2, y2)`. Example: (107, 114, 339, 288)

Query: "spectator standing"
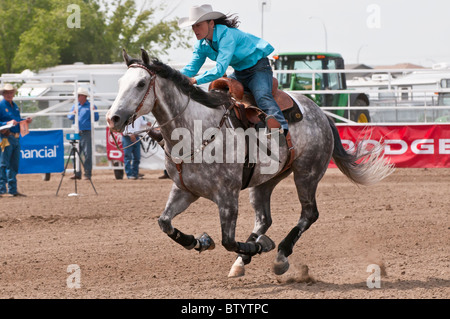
(122, 116, 150, 180)
(0, 84, 32, 196)
(67, 87, 99, 180)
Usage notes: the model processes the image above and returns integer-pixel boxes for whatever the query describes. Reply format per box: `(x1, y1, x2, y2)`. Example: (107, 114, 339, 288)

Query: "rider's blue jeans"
(229, 57, 288, 131)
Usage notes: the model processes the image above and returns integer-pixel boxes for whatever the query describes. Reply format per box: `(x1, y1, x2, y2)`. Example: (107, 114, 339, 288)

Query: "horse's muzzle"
(106, 116, 119, 132)
(106, 112, 126, 132)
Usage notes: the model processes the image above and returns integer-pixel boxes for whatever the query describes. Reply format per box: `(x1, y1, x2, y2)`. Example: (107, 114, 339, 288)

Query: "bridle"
(109, 63, 157, 151)
(128, 63, 157, 115)
(111, 63, 191, 151)
(126, 63, 191, 130)
(113, 62, 237, 191)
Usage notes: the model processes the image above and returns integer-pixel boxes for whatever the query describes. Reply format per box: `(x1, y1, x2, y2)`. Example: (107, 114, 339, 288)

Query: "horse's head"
(106, 49, 157, 132)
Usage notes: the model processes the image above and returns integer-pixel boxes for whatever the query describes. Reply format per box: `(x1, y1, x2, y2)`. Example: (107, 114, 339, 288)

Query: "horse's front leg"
(228, 181, 280, 277)
(228, 209, 271, 277)
(158, 184, 215, 252)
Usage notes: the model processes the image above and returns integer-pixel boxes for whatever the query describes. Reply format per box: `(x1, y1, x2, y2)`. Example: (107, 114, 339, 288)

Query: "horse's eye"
(137, 80, 146, 88)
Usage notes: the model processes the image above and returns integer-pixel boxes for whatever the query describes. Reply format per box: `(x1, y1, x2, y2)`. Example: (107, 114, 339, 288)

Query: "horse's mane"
(128, 58, 232, 109)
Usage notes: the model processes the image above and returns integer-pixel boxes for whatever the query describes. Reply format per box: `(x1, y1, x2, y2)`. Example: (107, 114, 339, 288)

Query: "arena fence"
(1, 66, 450, 174)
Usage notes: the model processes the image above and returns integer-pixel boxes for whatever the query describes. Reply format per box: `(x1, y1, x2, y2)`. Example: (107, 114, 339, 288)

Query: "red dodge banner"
(106, 127, 124, 163)
(336, 124, 450, 168)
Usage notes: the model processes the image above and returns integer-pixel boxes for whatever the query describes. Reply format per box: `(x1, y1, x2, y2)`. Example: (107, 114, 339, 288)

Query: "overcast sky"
(146, 0, 450, 67)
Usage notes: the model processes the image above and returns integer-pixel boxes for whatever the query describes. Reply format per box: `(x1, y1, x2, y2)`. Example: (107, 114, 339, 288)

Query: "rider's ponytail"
(213, 14, 240, 28)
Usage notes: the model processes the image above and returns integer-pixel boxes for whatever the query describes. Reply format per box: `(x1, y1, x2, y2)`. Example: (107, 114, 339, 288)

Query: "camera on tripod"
(66, 133, 80, 141)
(56, 132, 97, 196)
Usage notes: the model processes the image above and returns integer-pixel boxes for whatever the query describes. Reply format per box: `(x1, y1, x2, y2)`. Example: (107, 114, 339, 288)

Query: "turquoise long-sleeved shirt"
(180, 24, 274, 85)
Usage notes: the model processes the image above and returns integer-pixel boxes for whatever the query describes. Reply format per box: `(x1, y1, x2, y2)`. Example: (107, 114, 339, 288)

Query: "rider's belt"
(13, 133, 20, 138)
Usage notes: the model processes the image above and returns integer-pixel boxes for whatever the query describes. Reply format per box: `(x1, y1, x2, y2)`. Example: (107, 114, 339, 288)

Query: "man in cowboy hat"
(0, 83, 32, 197)
(67, 87, 99, 180)
(178, 4, 289, 135)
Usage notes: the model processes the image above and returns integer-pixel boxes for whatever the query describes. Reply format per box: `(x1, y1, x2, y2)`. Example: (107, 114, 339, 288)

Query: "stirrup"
(265, 127, 284, 137)
(264, 115, 283, 136)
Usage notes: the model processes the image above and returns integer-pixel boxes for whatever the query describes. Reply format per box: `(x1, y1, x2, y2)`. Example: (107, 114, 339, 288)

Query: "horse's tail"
(328, 117, 395, 186)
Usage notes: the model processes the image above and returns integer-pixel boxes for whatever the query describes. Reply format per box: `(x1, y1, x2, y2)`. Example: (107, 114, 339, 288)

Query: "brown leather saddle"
(209, 77, 302, 189)
(208, 76, 303, 129)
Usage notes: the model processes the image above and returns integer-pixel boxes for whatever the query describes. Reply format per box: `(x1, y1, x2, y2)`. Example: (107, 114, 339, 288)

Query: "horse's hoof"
(228, 257, 245, 278)
(273, 256, 290, 275)
(256, 234, 275, 253)
(195, 232, 215, 252)
(228, 265, 245, 278)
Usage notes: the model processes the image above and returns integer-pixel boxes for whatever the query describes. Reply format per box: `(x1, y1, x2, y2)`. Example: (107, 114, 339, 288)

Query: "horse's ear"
(141, 48, 150, 65)
(122, 49, 133, 66)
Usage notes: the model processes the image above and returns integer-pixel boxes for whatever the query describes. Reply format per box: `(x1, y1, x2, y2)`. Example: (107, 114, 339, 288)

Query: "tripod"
(56, 139, 98, 196)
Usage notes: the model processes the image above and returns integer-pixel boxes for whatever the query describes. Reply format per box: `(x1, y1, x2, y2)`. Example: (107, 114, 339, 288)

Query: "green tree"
(0, 0, 189, 73)
(0, 0, 47, 73)
(103, 0, 190, 62)
(13, 4, 71, 71)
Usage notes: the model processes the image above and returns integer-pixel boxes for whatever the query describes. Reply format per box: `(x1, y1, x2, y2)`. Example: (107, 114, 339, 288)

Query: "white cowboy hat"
(0, 83, 17, 94)
(178, 4, 226, 28)
(76, 87, 89, 96)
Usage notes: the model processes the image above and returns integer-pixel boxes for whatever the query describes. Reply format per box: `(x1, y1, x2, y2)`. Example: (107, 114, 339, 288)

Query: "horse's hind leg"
(158, 184, 214, 252)
(273, 169, 321, 275)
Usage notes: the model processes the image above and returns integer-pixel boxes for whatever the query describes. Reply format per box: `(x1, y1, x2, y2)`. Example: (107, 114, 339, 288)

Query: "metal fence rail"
(2, 66, 450, 173)
(274, 68, 450, 125)
(0, 74, 116, 174)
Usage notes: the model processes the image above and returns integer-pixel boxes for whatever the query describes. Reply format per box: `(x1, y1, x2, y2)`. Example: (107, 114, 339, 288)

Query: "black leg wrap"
(278, 226, 301, 257)
(236, 241, 262, 256)
(168, 228, 197, 250)
(240, 233, 259, 264)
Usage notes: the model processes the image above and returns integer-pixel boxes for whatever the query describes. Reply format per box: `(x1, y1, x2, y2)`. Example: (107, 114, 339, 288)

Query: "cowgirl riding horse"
(179, 4, 289, 137)
(106, 5, 394, 278)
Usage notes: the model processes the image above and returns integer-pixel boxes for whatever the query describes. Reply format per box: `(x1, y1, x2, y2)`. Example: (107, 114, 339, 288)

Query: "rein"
(165, 102, 235, 192)
(166, 102, 234, 164)
(115, 62, 235, 192)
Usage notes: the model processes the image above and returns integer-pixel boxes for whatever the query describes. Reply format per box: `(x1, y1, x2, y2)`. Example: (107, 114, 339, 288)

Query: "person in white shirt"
(122, 116, 150, 179)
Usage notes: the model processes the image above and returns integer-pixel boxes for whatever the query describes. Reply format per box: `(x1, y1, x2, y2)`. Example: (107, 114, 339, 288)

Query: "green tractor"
(273, 52, 371, 123)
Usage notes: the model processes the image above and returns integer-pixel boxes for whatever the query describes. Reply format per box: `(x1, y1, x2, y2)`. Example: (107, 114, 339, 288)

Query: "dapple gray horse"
(106, 49, 394, 277)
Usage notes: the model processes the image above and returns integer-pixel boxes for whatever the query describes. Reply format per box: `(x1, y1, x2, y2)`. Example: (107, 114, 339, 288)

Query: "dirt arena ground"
(0, 167, 448, 300)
